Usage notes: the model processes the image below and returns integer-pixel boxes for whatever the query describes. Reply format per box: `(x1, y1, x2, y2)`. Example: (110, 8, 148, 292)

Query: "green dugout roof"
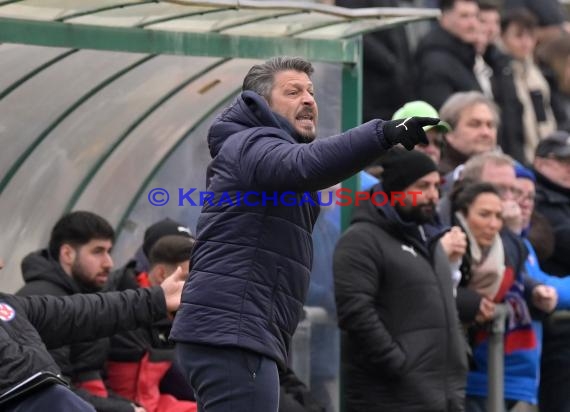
(0, 0, 437, 62)
(0, 1, 437, 292)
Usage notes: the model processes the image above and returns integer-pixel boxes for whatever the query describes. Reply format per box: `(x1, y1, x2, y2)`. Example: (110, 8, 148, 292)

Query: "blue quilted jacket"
(170, 91, 391, 366)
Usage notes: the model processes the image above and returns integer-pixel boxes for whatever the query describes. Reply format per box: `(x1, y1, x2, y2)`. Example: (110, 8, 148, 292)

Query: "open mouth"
(296, 112, 314, 128)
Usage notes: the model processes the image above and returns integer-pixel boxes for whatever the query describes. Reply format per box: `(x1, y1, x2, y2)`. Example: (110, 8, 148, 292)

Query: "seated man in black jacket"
(0, 264, 186, 412)
(16, 211, 138, 412)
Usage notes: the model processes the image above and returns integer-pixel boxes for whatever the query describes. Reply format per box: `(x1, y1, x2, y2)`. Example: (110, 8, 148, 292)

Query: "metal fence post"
(291, 306, 331, 388)
(487, 303, 509, 412)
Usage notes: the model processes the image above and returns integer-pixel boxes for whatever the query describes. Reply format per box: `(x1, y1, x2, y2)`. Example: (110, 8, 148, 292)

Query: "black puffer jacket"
(18, 250, 107, 378)
(18, 250, 133, 412)
(334, 186, 467, 412)
(0, 288, 166, 400)
(416, 24, 481, 109)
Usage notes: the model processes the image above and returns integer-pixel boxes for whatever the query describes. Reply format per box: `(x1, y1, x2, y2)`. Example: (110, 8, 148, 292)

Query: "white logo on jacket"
(401, 244, 417, 257)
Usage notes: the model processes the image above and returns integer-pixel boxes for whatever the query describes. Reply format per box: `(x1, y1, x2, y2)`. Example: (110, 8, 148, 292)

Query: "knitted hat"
(142, 218, 193, 258)
(514, 162, 536, 182)
(381, 148, 438, 193)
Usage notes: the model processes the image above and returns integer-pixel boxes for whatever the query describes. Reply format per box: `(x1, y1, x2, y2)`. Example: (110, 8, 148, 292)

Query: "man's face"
(446, 103, 497, 156)
(515, 178, 535, 228)
(480, 163, 519, 200)
(397, 171, 440, 223)
(479, 9, 501, 45)
(440, 0, 480, 44)
(415, 129, 444, 164)
(70, 239, 113, 291)
(534, 156, 570, 189)
(269, 70, 318, 142)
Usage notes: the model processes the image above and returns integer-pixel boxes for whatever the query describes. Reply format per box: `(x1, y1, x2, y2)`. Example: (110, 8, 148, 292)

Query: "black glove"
(382, 116, 440, 150)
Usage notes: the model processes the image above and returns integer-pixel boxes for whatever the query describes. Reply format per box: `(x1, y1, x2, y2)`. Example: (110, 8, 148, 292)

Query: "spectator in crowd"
(479, 1, 501, 46)
(334, 148, 468, 411)
(503, 0, 569, 43)
(499, 8, 557, 164)
(531, 131, 570, 411)
(0, 261, 187, 412)
(16, 211, 142, 412)
(304, 185, 341, 412)
(449, 179, 557, 411)
(536, 35, 570, 131)
(439, 153, 522, 310)
(392, 100, 451, 164)
(438, 91, 499, 177)
(106, 234, 196, 412)
(416, 0, 482, 109)
(472, 1, 534, 167)
(336, 0, 414, 121)
(515, 163, 570, 308)
(441, 152, 559, 409)
(169, 56, 437, 411)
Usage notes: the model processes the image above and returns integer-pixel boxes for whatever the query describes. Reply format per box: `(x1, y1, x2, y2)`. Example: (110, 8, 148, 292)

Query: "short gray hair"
(461, 151, 515, 181)
(440, 91, 500, 129)
(242, 56, 314, 101)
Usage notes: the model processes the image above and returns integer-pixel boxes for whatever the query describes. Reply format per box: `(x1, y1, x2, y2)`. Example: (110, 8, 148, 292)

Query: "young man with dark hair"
(17, 211, 141, 412)
(170, 55, 439, 411)
(500, 8, 557, 165)
(416, 0, 482, 109)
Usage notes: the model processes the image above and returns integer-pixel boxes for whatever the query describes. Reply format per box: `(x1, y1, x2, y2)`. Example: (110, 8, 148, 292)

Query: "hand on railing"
(475, 297, 496, 324)
(490, 303, 509, 334)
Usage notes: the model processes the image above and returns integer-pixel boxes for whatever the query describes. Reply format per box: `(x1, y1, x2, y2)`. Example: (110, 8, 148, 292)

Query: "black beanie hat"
(381, 148, 438, 193)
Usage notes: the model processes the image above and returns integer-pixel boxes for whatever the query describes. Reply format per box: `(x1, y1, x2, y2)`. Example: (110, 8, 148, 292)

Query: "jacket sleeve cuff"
(374, 119, 392, 150)
(456, 287, 482, 323)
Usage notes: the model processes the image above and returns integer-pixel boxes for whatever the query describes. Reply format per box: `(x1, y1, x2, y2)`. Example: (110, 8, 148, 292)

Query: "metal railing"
(487, 303, 509, 412)
(293, 304, 570, 412)
(290, 306, 334, 388)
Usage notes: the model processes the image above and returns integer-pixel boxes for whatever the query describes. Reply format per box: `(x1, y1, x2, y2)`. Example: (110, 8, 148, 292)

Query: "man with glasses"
(460, 152, 525, 234)
(511, 164, 570, 411)
(532, 131, 570, 411)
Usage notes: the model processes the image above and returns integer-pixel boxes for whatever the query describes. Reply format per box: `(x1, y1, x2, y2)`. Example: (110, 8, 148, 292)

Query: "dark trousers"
(5, 384, 95, 412)
(176, 343, 279, 412)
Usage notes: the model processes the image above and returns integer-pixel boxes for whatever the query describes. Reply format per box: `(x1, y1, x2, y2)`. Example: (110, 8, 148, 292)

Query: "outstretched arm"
(20, 267, 187, 349)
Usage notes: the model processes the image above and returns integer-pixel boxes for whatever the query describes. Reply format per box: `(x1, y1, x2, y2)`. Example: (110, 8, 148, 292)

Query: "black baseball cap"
(142, 218, 193, 257)
(536, 131, 570, 159)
